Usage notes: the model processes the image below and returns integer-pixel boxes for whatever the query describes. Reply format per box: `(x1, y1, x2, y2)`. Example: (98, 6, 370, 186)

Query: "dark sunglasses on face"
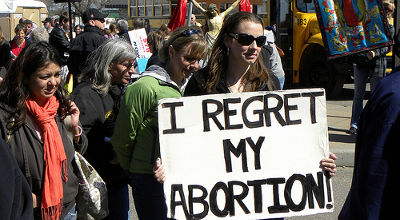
(96, 18, 105, 23)
(228, 33, 267, 47)
(121, 61, 137, 69)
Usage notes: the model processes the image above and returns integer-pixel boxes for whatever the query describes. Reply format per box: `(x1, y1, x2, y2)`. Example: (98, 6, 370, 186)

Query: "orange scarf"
(26, 96, 67, 220)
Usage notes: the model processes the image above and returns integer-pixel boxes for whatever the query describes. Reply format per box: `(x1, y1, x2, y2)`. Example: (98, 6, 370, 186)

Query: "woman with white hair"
(70, 38, 137, 219)
(30, 27, 50, 43)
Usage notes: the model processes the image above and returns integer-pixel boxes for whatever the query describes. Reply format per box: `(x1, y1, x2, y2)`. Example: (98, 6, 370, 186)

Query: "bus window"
(296, 0, 315, 13)
(280, 0, 290, 28)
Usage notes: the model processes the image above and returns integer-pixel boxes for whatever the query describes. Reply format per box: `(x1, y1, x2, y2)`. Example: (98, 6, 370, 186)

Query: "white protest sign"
(158, 88, 333, 219)
(128, 28, 152, 58)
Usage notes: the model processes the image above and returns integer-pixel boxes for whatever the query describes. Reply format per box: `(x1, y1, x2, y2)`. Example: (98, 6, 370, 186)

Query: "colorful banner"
(314, 0, 392, 59)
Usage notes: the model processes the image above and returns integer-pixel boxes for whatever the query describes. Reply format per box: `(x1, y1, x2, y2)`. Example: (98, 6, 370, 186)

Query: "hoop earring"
(227, 47, 230, 56)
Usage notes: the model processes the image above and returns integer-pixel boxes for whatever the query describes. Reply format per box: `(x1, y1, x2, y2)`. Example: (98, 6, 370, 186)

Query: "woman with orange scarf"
(0, 41, 87, 219)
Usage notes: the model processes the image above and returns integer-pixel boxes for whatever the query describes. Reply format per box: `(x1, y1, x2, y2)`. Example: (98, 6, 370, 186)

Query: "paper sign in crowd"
(128, 28, 152, 73)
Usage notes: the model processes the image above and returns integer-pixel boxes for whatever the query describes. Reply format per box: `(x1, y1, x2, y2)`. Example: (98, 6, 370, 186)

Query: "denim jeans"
(350, 64, 381, 129)
(130, 173, 168, 220)
(64, 204, 77, 220)
(278, 76, 285, 90)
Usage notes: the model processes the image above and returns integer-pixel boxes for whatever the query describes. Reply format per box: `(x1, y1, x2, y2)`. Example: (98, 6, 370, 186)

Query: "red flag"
(239, 0, 252, 12)
(168, 0, 188, 31)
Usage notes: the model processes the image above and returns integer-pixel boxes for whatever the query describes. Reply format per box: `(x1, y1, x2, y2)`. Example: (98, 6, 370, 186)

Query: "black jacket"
(0, 103, 88, 218)
(118, 30, 131, 45)
(184, 67, 280, 96)
(0, 138, 33, 220)
(68, 25, 106, 84)
(49, 25, 70, 65)
(146, 53, 162, 69)
(0, 39, 12, 69)
(71, 82, 128, 189)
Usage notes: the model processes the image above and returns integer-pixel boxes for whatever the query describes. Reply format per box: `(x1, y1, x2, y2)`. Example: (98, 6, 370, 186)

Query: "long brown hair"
(0, 41, 70, 132)
(204, 11, 273, 93)
(158, 26, 208, 64)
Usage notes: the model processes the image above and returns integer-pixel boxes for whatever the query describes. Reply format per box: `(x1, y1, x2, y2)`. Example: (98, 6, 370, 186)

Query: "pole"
(68, 1, 73, 41)
(187, 2, 193, 26)
(128, 0, 131, 18)
(395, 0, 399, 67)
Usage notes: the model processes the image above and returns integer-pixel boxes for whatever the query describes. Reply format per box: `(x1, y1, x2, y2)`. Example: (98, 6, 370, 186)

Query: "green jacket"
(111, 65, 184, 174)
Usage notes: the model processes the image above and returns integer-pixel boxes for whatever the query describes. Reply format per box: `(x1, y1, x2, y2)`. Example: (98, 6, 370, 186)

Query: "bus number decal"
(298, 18, 307, 26)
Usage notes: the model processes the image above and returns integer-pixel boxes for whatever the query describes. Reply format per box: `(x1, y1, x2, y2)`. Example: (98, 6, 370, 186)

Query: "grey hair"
(79, 38, 137, 95)
(30, 27, 49, 42)
(117, 19, 129, 31)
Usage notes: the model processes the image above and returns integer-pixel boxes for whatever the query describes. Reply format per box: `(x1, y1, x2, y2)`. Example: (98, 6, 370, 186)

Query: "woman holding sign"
(111, 26, 208, 219)
(184, 11, 280, 95)
(163, 12, 337, 176)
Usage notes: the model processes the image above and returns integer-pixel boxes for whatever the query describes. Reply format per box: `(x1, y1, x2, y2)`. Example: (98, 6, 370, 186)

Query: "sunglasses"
(120, 61, 137, 69)
(228, 33, 267, 47)
(178, 29, 202, 38)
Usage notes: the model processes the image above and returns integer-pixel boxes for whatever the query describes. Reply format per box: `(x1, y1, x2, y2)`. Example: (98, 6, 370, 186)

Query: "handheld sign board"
(158, 88, 333, 219)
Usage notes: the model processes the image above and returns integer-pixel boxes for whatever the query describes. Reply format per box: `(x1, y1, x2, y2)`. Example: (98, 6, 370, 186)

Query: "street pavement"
(128, 84, 363, 220)
(327, 83, 370, 167)
(327, 84, 358, 167)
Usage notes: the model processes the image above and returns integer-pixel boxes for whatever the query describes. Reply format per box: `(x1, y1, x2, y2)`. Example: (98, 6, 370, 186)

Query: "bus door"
(271, 0, 293, 83)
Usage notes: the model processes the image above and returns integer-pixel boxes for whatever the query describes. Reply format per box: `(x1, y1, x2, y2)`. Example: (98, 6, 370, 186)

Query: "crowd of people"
(0, 1, 397, 219)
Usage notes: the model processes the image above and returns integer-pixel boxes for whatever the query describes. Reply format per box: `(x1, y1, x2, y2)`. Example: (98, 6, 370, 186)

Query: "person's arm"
(189, 0, 207, 14)
(221, 0, 241, 16)
(110, 81, 156, 171)
(49, 29, 70, 52)
(269, 45, 285, 89)
(63, 100, 88, 154)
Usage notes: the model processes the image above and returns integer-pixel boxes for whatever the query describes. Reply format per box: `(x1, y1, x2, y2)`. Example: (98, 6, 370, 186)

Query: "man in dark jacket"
(117, 19, 131, 45)
(339, 30, 400, 220)
(49, 13, 70, 65)
(68, 8, 107, 88)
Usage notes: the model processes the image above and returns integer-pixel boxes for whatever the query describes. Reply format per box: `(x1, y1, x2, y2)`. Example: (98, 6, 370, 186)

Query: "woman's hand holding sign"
(154, 158, 166, 183)
(320, 152, 337, 177)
